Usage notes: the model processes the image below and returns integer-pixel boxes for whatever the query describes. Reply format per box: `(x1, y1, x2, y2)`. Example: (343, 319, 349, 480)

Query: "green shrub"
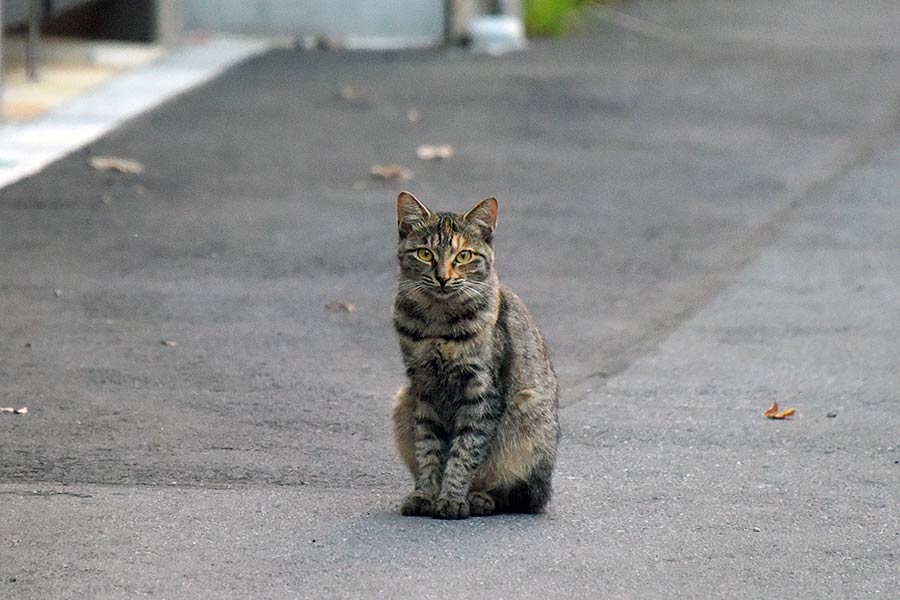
(524, 0, 595, 37)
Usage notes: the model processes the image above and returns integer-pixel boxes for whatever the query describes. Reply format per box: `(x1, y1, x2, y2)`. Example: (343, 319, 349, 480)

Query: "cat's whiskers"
(464, 279, 492, 290)
(458, 286, 479, 303)
(397, 279, 431, 299)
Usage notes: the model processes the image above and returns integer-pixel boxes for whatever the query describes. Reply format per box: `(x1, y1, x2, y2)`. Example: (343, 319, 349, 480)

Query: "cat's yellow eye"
(416, 248, 434, 262)
(455, 250, 474, 264)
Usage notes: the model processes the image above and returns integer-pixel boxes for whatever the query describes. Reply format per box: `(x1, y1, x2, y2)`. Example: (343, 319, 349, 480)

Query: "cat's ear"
(397, 191, 432, 238)
(463, 197, 499, 243)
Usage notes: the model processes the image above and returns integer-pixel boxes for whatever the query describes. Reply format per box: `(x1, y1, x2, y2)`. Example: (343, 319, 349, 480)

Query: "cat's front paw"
(401, 491, 435, 517)
(433, 495, 470, 520)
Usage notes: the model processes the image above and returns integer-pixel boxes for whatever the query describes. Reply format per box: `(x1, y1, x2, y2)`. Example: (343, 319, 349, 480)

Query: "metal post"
(26, 0, 42, 81)
(155, 0, 185, 48)
(0, 0, 5, 120)
(445, 0, 479, 45)
(499, 0, 522, 19)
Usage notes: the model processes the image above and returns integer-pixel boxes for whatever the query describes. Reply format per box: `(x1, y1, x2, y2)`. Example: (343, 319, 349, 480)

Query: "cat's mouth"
(426, 285, 462, 300)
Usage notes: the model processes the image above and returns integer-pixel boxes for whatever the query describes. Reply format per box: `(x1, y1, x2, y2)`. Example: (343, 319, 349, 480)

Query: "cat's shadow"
(355, 506, 555, 543)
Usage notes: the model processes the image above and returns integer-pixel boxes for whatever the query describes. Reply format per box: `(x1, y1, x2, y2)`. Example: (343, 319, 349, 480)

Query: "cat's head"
(395, 192, 498, 300)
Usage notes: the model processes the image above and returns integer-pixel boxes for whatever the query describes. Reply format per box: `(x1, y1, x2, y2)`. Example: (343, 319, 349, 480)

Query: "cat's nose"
(435, 275, 449, 288)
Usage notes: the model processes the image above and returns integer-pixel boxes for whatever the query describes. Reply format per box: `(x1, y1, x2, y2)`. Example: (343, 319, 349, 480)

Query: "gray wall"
(3, 0, 92, 26)
(3, 1, 183, 45)
(186, 0, 445, 49)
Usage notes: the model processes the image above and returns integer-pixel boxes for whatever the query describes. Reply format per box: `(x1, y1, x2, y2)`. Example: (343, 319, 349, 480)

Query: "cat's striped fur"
(392, 192, 559, 519)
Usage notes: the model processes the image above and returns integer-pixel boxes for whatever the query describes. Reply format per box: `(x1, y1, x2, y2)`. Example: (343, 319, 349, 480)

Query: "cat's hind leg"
(391, 386, 417, 477)
(466, 471, 550, 516)
(393, 387, 431, 516)
(466, 490, 498, 516)
(471, 389, 558, 514)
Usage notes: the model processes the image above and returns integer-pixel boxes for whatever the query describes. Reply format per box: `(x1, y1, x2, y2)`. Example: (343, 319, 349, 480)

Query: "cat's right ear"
(397, 192, 431, 238)
(463, 197, 499, 243)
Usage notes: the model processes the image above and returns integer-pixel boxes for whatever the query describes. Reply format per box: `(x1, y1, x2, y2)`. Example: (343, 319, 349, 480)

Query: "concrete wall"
(3, 0, 183, 45)
(3, 0, 91, 26)
(186, 0, 446, 49)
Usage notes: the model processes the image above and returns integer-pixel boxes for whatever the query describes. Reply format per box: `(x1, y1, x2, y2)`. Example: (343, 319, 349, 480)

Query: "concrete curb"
(0, 36, 271, 190)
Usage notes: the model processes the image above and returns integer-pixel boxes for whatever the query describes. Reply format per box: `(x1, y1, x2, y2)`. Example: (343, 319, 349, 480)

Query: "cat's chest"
(409, 338, 469, 367)
(404, 336, 487, 386)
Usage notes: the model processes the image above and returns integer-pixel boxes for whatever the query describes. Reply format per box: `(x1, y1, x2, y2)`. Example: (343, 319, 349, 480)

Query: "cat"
(391, 191, 559, 519)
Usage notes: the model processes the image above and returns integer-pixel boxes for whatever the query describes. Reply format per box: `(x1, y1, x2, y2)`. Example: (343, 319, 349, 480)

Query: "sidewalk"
(0, 37, 269, 188)
(2, 2, 899, 598)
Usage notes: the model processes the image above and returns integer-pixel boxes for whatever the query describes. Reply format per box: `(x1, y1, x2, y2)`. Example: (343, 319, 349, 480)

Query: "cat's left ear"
(397, 191, 432, 238)
(463, 197, 499, 243)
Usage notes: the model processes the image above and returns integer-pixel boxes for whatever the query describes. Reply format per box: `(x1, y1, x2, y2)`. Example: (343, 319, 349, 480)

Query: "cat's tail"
(497, 460, 554, 514)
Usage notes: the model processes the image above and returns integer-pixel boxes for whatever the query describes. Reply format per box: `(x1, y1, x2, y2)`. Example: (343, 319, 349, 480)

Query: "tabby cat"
(391, 192, 559, 519)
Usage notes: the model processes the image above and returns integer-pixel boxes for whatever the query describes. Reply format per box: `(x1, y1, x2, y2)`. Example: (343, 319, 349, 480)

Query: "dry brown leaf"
(161, 340, 178, 347)
(0, 407, 28, 414)
(764, 401, 796, 419)
(336, 84, 361, 100)
(326, 301, 356, 313)
(90, 156, 145, 174)
(370, 164, 413, 181)
(416, 144, 454, 160)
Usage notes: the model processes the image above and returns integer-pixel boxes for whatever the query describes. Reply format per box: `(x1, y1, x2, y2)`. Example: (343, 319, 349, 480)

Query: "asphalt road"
(2, 1, 899, 598)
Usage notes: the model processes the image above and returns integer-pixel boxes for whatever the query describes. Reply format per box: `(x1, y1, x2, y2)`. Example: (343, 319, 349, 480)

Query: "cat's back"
(497, 284, 558, 397)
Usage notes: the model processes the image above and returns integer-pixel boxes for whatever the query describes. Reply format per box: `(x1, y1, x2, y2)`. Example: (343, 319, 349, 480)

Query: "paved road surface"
(2, 1, 898, 597)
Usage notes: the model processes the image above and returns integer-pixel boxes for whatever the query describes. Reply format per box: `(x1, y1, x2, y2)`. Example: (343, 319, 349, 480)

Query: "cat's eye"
(455, 250, 474, 264)
(415, 248, 434, 262)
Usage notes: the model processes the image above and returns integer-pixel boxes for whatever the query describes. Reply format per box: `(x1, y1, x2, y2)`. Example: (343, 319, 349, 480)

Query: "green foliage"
(524, 0, 599, 38)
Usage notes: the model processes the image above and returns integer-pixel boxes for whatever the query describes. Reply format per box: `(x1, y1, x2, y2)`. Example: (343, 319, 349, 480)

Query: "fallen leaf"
(161, 340, 178, 347)
(370, 164, 413, 181)
(764, 401, 796, 419)
(416, 144, 454, 160)
(0, 407, 28, 414)
(90, 156, 145, 174)
(336, 84, 362, 100)
(326, 301, 356, 313)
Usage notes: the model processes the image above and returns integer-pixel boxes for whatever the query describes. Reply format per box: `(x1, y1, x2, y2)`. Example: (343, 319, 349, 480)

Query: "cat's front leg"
(433, 383, 501, 520)
(401, 398, 446, 517)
